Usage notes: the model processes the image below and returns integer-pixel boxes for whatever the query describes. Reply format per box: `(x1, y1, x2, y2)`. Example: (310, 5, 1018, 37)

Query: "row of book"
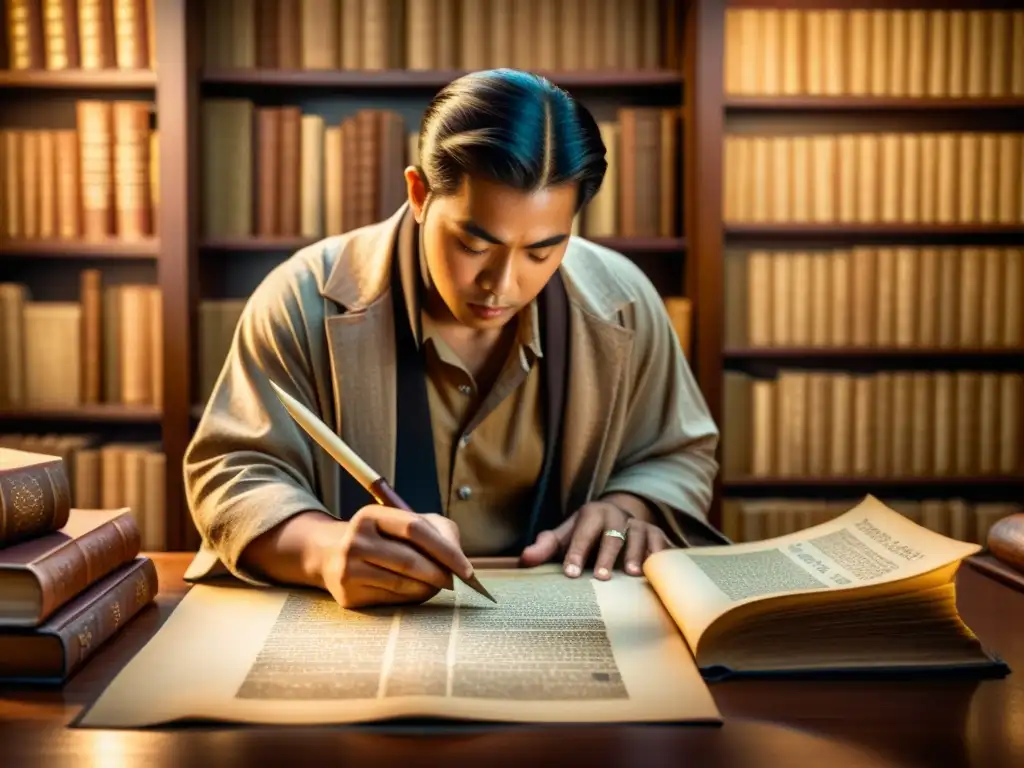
(0, 447, 158, 684)
(0, 432, 165, 551)
(204, 0, 665, 73)
(194, 294, 694, 407)
(721, 497, 1022, 546)
(725, 248, 1024, 350)
(4, 0, 154, 71)
(725, 7, 1024, 98)
(0, 102, 159, 242)
(722, 370, 1024, 481)
(201, 100, 680, 241)
(0, 276, 162, 409)
(723, 132, 1024, 226)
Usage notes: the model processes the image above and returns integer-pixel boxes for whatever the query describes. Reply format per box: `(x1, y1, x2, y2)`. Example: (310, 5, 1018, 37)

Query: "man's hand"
(316, 506, 473, 608)
(518, 497, 674, 579)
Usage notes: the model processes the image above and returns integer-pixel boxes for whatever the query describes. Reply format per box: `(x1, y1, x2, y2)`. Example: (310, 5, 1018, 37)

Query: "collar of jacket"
(315, 201, 640, 514)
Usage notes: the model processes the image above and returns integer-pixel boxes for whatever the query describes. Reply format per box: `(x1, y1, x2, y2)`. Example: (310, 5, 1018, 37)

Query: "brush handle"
(369, 478, 412, 512)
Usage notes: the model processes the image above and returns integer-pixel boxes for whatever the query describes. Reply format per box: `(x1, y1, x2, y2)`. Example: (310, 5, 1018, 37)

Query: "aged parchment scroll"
(76, 565, 721, 727)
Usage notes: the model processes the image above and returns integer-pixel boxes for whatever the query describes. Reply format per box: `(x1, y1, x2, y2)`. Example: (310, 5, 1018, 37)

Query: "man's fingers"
(348, 559, 440, 602)
(622, 521, 647, 575)
(551, 514, 577, 544)
(372, 507, 474, 580)
(562, 506, 607, 577)
(361, 536, 454, 591)
(519, 530, 561, 566)
(647, 529, 671, 556)
(519, 510, 579, 567)
(423, 513, 461, 547)
(592, 524, 630, 580)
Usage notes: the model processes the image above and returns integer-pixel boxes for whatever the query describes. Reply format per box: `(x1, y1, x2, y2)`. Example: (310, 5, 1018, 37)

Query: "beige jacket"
(183, 204, 725, 584)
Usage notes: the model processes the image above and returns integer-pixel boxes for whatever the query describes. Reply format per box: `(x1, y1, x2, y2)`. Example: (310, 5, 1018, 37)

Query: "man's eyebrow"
(459, 220, 568, 249)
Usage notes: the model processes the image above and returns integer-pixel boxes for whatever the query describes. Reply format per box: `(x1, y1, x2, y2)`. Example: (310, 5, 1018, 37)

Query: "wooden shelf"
(591, 236, 686, 253)
(723, 476, 1024, 497)
(0, 69, 157, 89)
(200, 236, 313, 252)
(725, 348, 1024, 370)
(725, 95, 1024, 112)
(0, 405, 162, 423)
(201, 69, 683, 89)
(200, 236, 686, 254)
(0, 238, 159, 258)
(725, 224, 1024, 245)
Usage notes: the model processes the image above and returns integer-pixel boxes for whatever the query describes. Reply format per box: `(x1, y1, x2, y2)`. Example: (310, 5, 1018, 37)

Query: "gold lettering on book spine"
(135, 573, 150, 605)
(77, 619, 95, 652)
(7, 474, 45, 530)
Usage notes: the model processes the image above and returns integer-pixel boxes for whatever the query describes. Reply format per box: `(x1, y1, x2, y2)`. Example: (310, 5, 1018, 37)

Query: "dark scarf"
(340, 218, 570, 555)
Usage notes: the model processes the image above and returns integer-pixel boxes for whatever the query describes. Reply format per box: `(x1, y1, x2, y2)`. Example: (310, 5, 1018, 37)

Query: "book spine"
(77, 100, 114, 239)
(54, 558, 158, 680)
(78, 0, 115, 70)
(0, 461, 72, 547)
(30, 513, 142, 624)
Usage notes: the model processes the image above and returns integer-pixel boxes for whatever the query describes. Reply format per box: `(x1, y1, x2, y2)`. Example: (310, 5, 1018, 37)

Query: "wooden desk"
(1, 553, 1022, 768)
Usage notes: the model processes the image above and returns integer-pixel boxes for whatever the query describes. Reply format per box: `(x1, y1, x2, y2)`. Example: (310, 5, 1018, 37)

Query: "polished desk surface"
(1, 553, 1022, 768)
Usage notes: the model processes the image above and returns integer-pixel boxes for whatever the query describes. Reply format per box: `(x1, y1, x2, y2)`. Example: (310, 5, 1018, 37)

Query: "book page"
(75, 565, 721, 728)
(644, 495, 981, 657)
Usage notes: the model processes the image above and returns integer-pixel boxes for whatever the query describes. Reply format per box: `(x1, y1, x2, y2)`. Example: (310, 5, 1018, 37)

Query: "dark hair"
(417, 69, 607, 212)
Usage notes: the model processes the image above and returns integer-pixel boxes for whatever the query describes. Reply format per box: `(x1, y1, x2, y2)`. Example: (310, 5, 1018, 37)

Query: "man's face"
(411, 173, 577, 330)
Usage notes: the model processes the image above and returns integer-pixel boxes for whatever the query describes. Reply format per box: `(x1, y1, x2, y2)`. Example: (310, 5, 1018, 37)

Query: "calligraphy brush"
(267, 379, 497, 603)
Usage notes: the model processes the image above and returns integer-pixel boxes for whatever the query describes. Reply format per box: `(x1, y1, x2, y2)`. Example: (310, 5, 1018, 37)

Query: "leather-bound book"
(989, 514, 1024, 574)
(0, 449, 71, 548)
(0, 556, 157, 684)
(969, 512, 1024, 592)
(0, 508, 140, 627)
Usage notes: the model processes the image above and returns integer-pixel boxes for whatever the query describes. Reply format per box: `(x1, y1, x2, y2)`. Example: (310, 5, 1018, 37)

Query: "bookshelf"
(0, 0, 172, 554)
(0, 404, 162, 423)
(0, 238, 159, 257)
(708, 0, 1024, 543)
(726, 95, 1024, 110)
(0, 0, 695, 552)
(0, 69, 158, 88)
(4, 0, 1021, 553)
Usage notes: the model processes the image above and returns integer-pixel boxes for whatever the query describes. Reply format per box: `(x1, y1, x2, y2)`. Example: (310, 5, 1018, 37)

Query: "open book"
(74, 496, 1003, 728)
(645, 494, 1009, 680)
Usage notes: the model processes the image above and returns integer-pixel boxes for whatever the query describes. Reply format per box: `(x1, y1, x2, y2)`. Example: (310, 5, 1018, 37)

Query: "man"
(184, 69, 725, 609)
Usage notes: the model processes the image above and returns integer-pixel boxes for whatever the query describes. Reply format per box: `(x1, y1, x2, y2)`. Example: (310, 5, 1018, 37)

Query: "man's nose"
(479, 253, 515, 295)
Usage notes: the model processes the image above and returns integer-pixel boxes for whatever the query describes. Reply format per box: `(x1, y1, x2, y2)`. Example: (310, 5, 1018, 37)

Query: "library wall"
(0, 0, 691, 550)
(0, 0, 166, 551)
(717, 3, 1024, 545)
(3, 0, 1022, 552)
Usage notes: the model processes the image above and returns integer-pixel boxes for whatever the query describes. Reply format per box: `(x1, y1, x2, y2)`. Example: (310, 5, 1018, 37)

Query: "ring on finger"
(603, 528, 627, 541)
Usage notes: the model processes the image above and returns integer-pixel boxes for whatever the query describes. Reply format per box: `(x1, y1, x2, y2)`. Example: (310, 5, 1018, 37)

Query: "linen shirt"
(397, 212, 546, 555)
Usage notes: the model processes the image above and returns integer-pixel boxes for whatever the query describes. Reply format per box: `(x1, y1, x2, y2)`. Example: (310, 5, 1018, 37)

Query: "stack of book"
(0, 447, 158, 684)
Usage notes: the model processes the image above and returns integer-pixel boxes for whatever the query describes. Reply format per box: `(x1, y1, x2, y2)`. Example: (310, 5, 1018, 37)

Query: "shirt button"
(457, 485, 472, 501)
(458, 384, 472, 395)
(460, 433, 470, 447)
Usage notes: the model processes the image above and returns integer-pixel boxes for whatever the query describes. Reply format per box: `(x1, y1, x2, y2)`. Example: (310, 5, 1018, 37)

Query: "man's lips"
(467, 302, 511, 318)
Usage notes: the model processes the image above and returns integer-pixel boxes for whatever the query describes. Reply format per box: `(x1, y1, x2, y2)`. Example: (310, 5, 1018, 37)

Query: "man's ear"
(404, 166, 429, 223)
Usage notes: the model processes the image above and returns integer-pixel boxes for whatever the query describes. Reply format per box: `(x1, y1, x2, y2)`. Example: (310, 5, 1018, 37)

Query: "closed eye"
(457, 239, 487, 255)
